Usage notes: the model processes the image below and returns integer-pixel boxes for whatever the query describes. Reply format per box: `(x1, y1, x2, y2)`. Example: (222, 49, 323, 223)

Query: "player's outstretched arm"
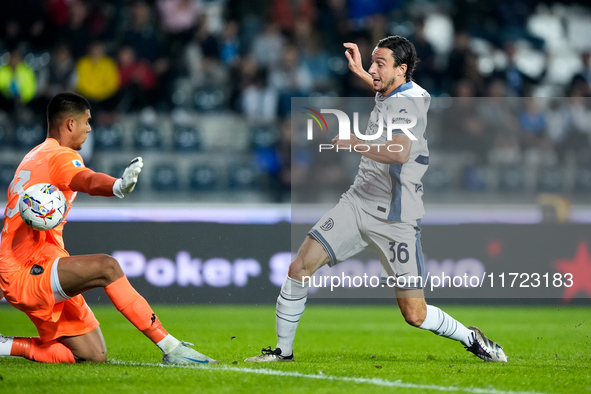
(69, 157, 143, 197)
(343, 42, 374, 90)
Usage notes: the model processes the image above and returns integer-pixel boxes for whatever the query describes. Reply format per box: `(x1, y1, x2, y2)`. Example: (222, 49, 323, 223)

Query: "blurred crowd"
(1, 0, 591, 202)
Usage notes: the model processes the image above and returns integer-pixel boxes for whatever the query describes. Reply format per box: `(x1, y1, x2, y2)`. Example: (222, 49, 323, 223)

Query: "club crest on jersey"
(72, 160, 83, 168)
(320, 218, 334, 231)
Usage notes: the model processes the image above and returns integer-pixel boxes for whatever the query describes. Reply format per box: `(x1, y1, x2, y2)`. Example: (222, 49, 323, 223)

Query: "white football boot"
(465, 326, 508, 362)
(162, 341, 219, 365)
(244, 346, 294, 362)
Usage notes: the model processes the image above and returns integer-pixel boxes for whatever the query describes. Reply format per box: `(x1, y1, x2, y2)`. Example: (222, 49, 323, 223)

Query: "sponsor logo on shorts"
(30, 264, 44, 275)
(320, 218, 334, 231)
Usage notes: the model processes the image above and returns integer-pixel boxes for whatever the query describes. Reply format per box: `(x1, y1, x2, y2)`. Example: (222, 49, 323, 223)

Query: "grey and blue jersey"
(345, 81, 431, 223)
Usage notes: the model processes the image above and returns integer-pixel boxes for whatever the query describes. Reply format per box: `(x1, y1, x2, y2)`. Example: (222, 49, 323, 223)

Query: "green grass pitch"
(0, 304, 589, 393)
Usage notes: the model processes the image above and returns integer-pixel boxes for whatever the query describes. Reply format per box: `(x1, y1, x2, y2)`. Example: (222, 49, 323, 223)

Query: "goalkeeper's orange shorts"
(1, 257, 99, 343)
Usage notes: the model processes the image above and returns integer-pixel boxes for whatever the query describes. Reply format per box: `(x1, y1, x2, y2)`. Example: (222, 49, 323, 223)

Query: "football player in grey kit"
(245, 36, 507, 363)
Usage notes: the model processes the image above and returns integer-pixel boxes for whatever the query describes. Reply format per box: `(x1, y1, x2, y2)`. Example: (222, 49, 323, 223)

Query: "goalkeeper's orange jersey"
(0, 138, 89, 276)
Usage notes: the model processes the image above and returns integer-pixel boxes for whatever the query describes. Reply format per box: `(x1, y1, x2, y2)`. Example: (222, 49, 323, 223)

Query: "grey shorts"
(308, 196, 424, 289)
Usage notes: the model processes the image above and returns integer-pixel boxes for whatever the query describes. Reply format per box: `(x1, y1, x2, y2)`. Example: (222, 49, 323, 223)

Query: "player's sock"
(0, 335, 14, 356)
(275, 276, 308, 357)
(10, 337, 75, 363)
(105, 276, 171, 346)
(419, 305, 474, 346)
(156, 334, 181, 354)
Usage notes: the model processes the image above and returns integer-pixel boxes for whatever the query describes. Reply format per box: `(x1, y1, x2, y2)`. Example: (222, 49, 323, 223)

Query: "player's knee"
(401, 308, 426, 327)
(81, 349, 107, 363)
(99, 254, 124, 283)
(288, 258, 315, 281)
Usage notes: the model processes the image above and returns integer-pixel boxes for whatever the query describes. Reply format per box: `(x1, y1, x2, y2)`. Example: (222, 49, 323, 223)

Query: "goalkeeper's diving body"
(0, 92, 218, 364)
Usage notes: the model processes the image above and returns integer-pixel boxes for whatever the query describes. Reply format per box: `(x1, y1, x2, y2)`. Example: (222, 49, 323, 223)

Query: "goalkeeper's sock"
(8, 337, 75, 363)
(105, 276, 170, 346)
(156, 335, 181, 354)
(0, 335, 13, 355)
(275, 276, 308, 357)
(419, 305, 474, 346)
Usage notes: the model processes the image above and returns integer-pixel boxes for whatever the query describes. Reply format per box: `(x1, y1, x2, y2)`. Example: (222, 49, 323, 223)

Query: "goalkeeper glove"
(113, 157, 143, 198)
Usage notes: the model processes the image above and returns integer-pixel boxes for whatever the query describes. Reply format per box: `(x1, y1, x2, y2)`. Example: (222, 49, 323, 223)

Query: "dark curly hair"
(376, 36, 418, 82)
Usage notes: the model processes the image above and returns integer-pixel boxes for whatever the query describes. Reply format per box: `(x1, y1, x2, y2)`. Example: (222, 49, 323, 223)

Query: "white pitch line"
(109, 360, 546, 394)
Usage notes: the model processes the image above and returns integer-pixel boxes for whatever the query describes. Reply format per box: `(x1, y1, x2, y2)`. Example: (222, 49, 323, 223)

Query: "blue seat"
(250, 126, 279, 149)
(94, 124, 123, 151)
(498, 166, 524, 192)
(189, 164, 218, 190)
(574, 167, 591, 193)
(134, 126, 162, 150)
(0, 123, 8, 146)
(421, 166, 451, 192)
(14, 123, 44, 150)
(462, 165, 487, 192)
(174, 126, 202, 151)
(228, 162, 260, 190)
(193, 88, 225, 112)
(0, 164, 16, 191)
(151, 164, 180, 191)
(537, 167, 563, 193)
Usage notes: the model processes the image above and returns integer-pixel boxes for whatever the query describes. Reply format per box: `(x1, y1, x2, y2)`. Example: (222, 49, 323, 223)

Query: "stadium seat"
(189, 164, 218, 190)
(250, 126, 279, 149)
(537, 167, 564, 193)
(94, 124, 124, 151)
(527, 13, 565, 50)
(23, 52, 50, 72)
(574, 167, 591, 193)
(421, 166, 451, 192)
(566, 14, 591, 51)
(193, 88, 225, 112)
(151, 164, 180, 191)
(228, 162, 260, 190)
(134, 125, 162, 150)
(498, 166, 525, 193)
(173, 126, 202, 151)
(462, 165, 487, 192)
(0, 164, 16, 191)
(14, 123, 45, 150)
(0, 123, 7, 146)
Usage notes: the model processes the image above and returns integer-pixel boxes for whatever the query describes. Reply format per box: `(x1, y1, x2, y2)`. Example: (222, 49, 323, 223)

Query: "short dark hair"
(376, 36, 418, 82)
(47, 92, 90, 127)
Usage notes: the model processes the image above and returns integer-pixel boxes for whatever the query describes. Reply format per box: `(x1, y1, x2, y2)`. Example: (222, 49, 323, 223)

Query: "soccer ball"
(19, 183, 68, 231)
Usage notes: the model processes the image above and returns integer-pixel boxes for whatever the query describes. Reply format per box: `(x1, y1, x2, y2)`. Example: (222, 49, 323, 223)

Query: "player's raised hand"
(343, 43, 373, 89)
(113, 157, 143, 198)
(343, 43, 364, 74)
